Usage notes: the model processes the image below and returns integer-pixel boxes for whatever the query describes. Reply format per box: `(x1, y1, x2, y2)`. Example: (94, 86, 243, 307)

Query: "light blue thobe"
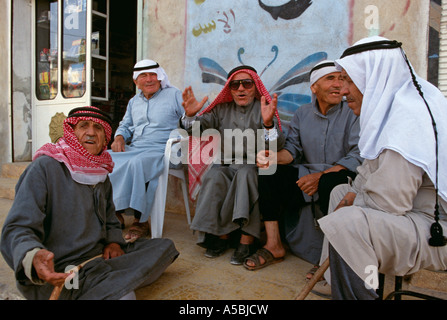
(108, 87, 184, 222)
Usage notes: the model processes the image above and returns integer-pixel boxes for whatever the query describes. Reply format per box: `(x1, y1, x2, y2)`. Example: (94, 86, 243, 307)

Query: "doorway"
(92, 1, 137, 143)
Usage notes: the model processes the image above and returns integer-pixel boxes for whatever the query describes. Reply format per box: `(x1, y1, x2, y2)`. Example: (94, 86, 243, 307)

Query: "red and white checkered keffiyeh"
(33, 107, 114, 185)
(188, 69, 282, 200)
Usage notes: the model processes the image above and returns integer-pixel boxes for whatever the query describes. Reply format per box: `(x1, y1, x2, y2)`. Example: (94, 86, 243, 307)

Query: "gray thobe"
(0, 156, 179, 300)
(319, 149, 447, 285)
(185, 100, 285, 240)
(283, 100, 362, 264)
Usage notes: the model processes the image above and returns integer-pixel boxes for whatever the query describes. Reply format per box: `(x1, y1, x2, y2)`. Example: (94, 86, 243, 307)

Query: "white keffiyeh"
(336, 36, 447, 202)
(133, 59, 174, 89)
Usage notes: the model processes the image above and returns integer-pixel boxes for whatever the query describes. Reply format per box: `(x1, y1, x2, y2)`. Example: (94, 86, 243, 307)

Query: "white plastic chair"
(150, 133, 191, 238)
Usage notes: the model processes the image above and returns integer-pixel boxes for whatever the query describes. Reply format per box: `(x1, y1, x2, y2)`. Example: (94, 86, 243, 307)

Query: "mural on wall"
(184, 0, 350, 125)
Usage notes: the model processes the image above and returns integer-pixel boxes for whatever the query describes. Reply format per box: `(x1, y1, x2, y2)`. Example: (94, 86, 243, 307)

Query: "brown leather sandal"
(243, 248, 284, 271)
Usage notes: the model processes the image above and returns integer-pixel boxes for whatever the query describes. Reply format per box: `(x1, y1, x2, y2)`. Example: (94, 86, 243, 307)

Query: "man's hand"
(297, 172, 324, 197)
(334, 192, 357, 211)
(260, 94, 278, 127)
(103, 243, 124, 260)
(257, 150, 278, 169)
(182, 86, 208, 117)
(111, 135, 126, 152)
(32, 249, 69, 287)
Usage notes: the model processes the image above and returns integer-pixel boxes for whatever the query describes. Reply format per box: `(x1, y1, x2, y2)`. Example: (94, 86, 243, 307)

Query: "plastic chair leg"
(180, 179, 191, 225)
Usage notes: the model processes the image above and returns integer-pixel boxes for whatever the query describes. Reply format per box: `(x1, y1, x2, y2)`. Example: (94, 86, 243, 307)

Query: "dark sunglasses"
(229, 79, 255, 90)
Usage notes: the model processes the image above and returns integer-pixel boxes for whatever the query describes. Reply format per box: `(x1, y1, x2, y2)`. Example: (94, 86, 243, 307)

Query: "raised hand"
(260, 93, 278, 127)
(182, 86, 209, 117)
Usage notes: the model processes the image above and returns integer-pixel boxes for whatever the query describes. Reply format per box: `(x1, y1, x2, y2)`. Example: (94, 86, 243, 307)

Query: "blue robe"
(108, 88, 184, 222)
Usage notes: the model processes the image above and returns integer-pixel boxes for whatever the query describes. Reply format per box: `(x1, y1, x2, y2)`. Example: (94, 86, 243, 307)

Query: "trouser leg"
(258, 165, 304, 221)
(329, 244, 378, 300)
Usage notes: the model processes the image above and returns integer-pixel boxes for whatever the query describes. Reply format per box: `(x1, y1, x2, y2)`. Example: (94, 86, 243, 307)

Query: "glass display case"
(35, 0, 58, 100)
(62, 0, 87, 98)
(35, 0, 105, 101)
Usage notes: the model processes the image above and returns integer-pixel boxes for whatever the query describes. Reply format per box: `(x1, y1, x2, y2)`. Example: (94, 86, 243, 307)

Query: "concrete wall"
(12, 0, 33, 162)
(0, 1, 12, 167)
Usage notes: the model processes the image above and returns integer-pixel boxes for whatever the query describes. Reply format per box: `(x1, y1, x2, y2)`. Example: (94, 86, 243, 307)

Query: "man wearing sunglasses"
(180, 66, 285, 265)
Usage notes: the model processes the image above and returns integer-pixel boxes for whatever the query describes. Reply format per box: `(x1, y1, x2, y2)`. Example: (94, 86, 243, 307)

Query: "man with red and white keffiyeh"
(180, 65, 285, 265)
(0, 107, 179, 299)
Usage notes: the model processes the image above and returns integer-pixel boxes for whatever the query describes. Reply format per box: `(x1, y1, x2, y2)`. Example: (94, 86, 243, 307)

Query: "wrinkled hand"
(261, 94, 278, 127)
(111, 135, 126, 152)
(182, 86, 208, 117)
(334, 192, 357, 211)
(256, 150, 277, 169)
(32, 249, 69, 287)
(297, 172, 324, 197)
(103, 243, 125, 260)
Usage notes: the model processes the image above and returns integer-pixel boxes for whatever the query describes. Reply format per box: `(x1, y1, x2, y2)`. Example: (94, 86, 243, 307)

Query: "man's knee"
(234, 165, 257, 179)
(203, 165, 231, 184)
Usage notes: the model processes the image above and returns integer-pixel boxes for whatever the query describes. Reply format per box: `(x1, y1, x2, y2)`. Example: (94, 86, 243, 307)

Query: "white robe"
(319, 149, 447, 285)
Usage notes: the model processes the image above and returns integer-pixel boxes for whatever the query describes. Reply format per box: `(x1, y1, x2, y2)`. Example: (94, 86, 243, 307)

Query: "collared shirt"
(284, 100, 363, 177)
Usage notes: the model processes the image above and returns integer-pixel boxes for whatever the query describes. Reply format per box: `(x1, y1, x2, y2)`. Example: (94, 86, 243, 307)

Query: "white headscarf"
(133, 59, 174, 89)
(310, 60, 341, 105)
(310, 60, 339, 86)
(336, 36, 447, 202)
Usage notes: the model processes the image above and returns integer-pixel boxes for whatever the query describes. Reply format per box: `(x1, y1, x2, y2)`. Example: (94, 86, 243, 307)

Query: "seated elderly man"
(315, 36, 447, 300)
(109, 59, 184, 241)
(0, 107, 179, 300)
(248, 61, 362, 272)
(181, 65, 285, 265)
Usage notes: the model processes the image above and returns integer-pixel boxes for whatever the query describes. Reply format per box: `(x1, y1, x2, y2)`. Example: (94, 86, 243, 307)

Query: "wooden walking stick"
(295, 258, 330, 300)
(49, 254, 102, 300)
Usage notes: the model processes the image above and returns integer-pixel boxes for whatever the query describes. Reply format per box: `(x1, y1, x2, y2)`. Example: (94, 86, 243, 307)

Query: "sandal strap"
(256, 248, 275, 262)
(245, 248, 274, 266)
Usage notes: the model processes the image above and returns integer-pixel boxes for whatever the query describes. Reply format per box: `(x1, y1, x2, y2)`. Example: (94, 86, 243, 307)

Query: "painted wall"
(185, 0, 350, 124)
(144, 0, 429, 97)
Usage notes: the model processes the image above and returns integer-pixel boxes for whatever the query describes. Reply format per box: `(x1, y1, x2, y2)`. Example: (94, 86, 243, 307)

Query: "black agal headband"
(340, 40, 402, 58)
(67, 107, 112, 127)
(227, 65, 257, 79)
(341, 40, 446, 247)
(133, 62, 160, 72)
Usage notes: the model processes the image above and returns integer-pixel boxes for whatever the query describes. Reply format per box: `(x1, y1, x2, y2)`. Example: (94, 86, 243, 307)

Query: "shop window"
(35, 0, 58, 100)
(62, 0, 87, 98)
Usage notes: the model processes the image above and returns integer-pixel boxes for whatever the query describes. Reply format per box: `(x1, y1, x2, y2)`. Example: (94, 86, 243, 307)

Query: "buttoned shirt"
(284, 100, 362, 178)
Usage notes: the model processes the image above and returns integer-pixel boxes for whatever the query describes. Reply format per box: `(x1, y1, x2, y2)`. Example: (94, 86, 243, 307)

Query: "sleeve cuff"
(181, 113, 197, 129)
(264, 128, 279, 141)
(22, 248, 46, 285)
